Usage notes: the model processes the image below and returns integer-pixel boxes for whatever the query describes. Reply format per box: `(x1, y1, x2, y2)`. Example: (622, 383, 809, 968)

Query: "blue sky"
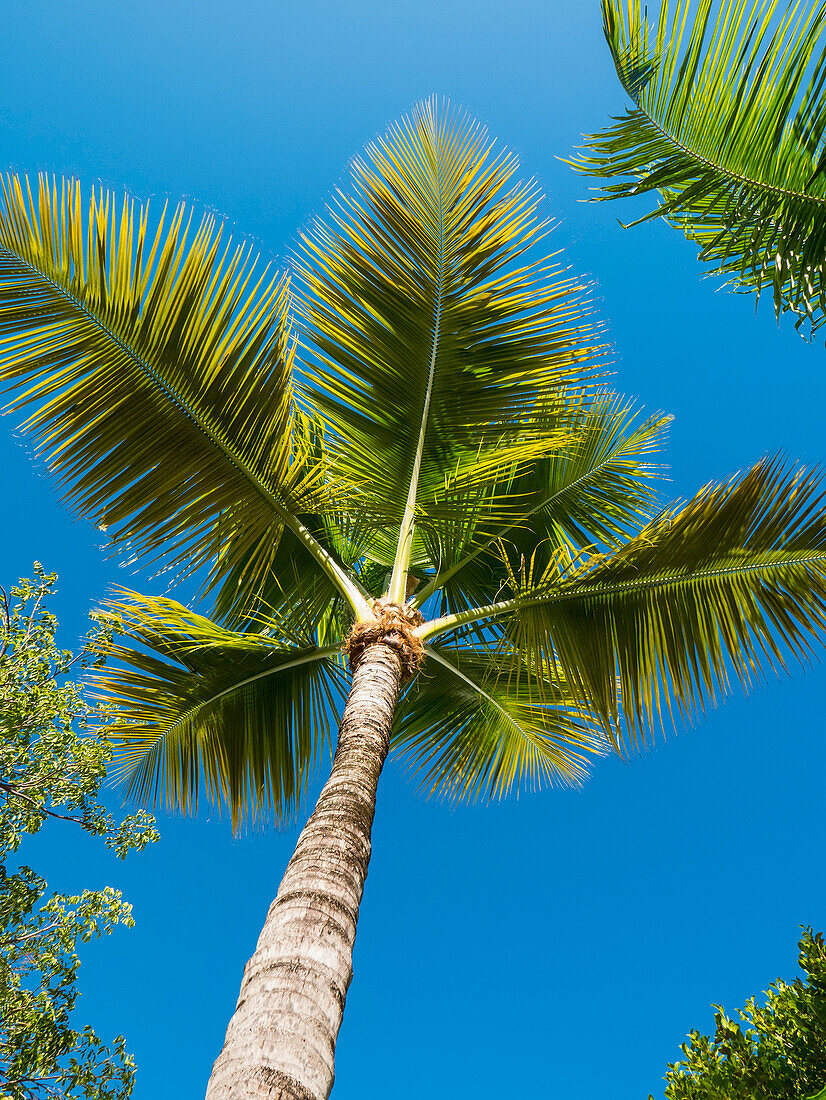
(3, 1, 826, 1097)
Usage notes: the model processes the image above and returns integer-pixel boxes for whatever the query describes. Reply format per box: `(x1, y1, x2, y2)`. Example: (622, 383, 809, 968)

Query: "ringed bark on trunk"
(205, 609, 422, 1100)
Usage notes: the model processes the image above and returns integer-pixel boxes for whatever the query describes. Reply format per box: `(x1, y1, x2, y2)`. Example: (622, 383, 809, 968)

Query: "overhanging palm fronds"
(577, 0, 826, 330)
(0, 176, 366, 620)
(97, 593, 345, 829)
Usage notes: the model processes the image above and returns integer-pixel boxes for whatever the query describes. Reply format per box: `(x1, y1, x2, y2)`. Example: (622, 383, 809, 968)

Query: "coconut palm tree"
(577, 0, 826, 333)
(2, 102, 826, 1100)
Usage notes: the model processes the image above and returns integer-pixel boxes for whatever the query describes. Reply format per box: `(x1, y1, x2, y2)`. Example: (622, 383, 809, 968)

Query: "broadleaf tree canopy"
(651, 928, 826, 1100)
(0, 566, 157, 1100)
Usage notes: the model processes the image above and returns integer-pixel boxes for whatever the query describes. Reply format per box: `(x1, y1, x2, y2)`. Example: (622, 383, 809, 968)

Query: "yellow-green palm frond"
(577, 0, 826, 330)
(414, 394, 669, 617)
(96, 593, 345, 831)
(0, 175, 333, 619)
(500, 459, 826, 747)
(392, 643, 605, 802)
(295, 97, 604, 560)
(210, 500, 376, 636)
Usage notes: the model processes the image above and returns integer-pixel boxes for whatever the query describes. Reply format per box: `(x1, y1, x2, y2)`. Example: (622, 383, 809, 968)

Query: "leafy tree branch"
(0, 567, 158, 1099)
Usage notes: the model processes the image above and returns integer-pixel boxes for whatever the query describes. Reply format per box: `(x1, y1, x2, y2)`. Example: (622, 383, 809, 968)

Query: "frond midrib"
(110, 643, 341, 772)
(545, 550, 826, 604)
(419, 550, 826, 639)
(616, 96, 826, 210)
(0, 243, 293, 517)
(389, 159, 448, 603)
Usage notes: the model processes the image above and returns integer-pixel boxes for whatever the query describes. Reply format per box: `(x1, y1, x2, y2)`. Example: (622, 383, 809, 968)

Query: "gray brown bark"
(205, 641, 403, 1100)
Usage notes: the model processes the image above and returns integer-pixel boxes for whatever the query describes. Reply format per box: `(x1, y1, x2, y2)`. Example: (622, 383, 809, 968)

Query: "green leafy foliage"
(651, 929, 826, 1099)
(577, 0, 826, 331)
(0, 567, 158, 1099)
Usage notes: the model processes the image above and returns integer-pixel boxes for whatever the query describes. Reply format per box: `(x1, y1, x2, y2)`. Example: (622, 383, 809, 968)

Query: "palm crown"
(4, 99, 826, 1100)
(1, 103, 825, 831)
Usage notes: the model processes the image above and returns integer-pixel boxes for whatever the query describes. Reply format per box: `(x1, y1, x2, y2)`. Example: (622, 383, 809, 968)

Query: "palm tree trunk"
(204, 641, 403, 1100)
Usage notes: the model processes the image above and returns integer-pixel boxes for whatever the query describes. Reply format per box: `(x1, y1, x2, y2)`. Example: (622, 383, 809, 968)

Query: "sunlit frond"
(414, 394, 669, 617)
(499, 459, 826, 746)
(0, 175, 343, 619)
(392, 643, 604, 802)
(295, 98, 604, 564)
(577, 0, 826, 330)
(96, 593, 345, 830)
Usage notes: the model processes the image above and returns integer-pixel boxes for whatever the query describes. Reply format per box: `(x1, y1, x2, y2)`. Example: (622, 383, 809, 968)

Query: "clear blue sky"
(3, 2, 826, 1097)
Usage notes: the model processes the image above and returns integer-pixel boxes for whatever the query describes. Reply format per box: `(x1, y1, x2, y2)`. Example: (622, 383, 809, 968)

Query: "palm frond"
(499, 458, 826, 746)
(392, 644, 604, 802)
(95, 593, 344, 830)
(577, 0, 826, 330)
(295, 98, 603, 564)
(211, 505, 378, 638)
(0, 175, 356, 619)
(414, 394, 669, 616)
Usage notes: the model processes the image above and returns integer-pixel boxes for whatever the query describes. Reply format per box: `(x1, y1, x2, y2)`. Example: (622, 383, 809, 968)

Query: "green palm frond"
(496, 459, 826, 745)
(96, 593, 345, 830)
(0, 175, 363, 620)
(413, 394, 669, 617)
(295, 99, 603, 568)
(212, 507, 376, 636)
(210, 524, 341, 633)
(392, 644, 604, 802)
(577, 0, 826, 329)
(521, 396, 668, 552)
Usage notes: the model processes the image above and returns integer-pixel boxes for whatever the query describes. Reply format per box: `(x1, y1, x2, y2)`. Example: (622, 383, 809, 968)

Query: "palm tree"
(2, 102, 826, 1100)
(577, 0, 826, 333)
